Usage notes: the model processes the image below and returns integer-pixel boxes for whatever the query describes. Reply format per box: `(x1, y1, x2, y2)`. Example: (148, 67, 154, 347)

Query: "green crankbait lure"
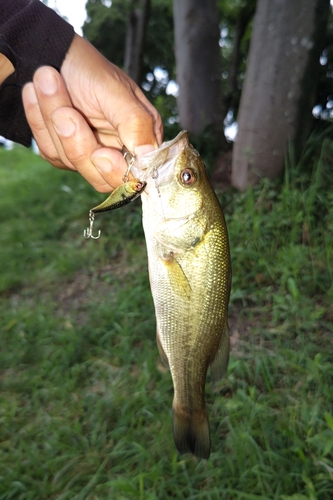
(83, 147, 146, 239)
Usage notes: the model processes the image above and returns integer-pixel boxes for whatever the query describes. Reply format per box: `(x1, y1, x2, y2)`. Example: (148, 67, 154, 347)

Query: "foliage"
(82, 0, 333, 162)
(0, 139, 333, 498)
(82, 0, 257, 138)
(83, 0, 175, 94)
(83, 0, 178, 141)
(83, 0, 129, 69)
(225, 127, 333, 311)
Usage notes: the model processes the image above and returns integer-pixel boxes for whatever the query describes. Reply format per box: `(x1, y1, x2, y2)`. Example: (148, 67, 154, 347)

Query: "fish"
(130, 130, 231, 459)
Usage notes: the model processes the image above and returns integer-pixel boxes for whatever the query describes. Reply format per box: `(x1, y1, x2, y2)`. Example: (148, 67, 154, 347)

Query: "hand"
(22, 35, 163, 192)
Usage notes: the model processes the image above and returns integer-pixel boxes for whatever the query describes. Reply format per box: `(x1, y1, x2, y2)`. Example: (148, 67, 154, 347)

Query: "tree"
(124, 0, 151, 84)
(218, 0, 256, 119)
(83, 0, 129, 68)
(231, 0, 330, 190)
(173, 0, 227, 150)
(83, 0, 174, 90)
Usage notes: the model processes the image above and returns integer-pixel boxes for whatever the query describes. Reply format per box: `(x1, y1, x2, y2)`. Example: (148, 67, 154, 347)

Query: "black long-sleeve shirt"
(0, 0, 75, 146)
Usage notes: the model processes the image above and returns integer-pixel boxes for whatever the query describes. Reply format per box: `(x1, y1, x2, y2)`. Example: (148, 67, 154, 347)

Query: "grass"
(0, 140, 333, 499)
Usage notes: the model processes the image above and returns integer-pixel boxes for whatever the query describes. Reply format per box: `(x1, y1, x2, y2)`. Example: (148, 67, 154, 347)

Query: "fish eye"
(180, 168, 197, 186)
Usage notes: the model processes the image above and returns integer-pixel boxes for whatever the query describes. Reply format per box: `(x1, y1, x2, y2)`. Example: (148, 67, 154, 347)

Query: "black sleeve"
(0, 0, 75, 146)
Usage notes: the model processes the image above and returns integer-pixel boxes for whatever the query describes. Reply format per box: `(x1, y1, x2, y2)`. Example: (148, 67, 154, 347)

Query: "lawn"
(0, 141, 332, 500)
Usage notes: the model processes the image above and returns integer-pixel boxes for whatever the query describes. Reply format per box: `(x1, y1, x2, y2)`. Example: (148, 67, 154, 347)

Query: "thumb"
(117, 106, 163, 156)
(112, 84, 163, 155)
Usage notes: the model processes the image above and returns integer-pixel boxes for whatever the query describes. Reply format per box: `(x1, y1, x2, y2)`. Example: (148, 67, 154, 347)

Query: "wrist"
(60, 34, 111, 110)
(60, 34, 94, 83)
(0, 53, 14, 84)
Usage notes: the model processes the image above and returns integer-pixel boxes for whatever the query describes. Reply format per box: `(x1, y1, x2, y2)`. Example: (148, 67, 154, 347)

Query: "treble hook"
(83, 211, 101, 239)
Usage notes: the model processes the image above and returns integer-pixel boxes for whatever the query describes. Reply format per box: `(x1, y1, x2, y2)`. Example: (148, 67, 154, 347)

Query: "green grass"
(0, 142, 333, 499)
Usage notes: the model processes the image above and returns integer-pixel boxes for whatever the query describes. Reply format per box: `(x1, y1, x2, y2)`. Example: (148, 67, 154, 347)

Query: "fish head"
(160, 145, 205, 217)
(133, 132, 211, 252)
(137, 132, 208, 221)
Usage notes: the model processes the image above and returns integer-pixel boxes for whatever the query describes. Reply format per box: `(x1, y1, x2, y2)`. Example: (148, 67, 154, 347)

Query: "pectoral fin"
(210, 324, 230, 383)
(162, 253, 192, 299)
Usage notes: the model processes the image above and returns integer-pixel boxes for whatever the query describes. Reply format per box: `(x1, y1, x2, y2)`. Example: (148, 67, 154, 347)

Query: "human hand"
(22, 35, 163, 192)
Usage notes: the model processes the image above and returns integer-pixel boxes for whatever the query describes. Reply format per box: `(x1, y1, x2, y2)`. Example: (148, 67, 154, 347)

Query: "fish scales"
(131, 131, 231, 460)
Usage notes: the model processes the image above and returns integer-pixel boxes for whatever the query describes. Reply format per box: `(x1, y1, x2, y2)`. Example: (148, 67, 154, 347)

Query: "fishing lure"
(83, 147, 146, 239)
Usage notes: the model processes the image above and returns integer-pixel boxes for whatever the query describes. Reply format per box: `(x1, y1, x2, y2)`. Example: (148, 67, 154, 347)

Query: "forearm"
(0, 0, 75, 146)
(0, 0, 74, 78)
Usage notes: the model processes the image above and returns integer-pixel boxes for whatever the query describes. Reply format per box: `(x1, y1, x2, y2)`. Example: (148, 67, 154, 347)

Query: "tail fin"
(172, 403, 211, 459)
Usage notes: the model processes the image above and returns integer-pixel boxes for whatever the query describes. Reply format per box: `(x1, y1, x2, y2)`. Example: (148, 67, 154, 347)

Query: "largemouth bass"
(130, 131, 231, 459)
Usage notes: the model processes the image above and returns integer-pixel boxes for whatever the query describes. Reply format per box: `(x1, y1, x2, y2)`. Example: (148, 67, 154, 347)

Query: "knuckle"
(64, 146, 87, 166)
(38, 144, 73, 170)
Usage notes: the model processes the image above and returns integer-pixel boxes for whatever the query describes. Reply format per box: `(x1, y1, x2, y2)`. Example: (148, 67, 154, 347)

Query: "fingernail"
(36, 67, 58, 95)
(52, 115, 76, 137)
(92, 156, 112, 173)
(24, 83, 38, 105)
(134, 144, 156, 156)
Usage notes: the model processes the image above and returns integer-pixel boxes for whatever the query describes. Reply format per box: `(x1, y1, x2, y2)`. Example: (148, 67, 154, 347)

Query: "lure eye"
(180, 168, 197, 186)
(135, 181, 145, 192)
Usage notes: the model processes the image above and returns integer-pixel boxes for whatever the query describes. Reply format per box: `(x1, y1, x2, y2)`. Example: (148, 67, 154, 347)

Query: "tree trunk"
(223, 2, 256, 115)
(173, 0, 227, 149)
(124, 0, 150, 85)
(231, 0, 330, 191)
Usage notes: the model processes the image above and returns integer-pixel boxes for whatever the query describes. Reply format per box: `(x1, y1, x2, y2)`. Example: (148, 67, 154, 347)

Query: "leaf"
(324, 412, 333, 432)
(280, 495, 309, 500)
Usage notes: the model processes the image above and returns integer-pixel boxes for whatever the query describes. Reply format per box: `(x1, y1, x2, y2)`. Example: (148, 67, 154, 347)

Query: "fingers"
(98, 66, 164, 155)
(91, 147, 129, 187)
(22, 67, 122, 192)
(53, 106, 126, 192)
(132, 86, 164, 151)
(52, 107, 117, 192)
(22, 81, 64, 168)
(60, 35, 163, 153)
(23, 67, 72, 168)
(107, 78, 164, 155)
(21, 43, 165, 193)
(117, 104, 163, 156)
(96, 78, 163, 157)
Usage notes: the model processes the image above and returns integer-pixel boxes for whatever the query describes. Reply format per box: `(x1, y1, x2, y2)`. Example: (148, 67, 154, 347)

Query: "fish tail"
(172, 402, 211, 459)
